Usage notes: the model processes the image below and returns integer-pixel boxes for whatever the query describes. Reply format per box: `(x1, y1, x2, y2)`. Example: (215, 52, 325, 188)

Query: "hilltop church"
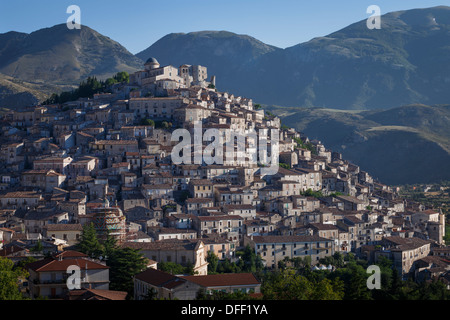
(129, 57, 216, 96)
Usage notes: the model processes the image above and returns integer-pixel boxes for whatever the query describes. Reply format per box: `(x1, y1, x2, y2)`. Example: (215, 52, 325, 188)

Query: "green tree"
(0, 257, 28, 300)
(30, 240, 43, 252)
(185, 261, 196, 275)
(161, 121, 171, 129)
(113, 71, 130, 83)
(375, 255, 394, 291)
(176, 190, 190, 203)
(346, 265, 372, 300)
(279, 163, 290, 169)
(77, 76, 103, 98)
(217, 258, 240, 274)
(102, 231, 117, 260)
(140, 118, 155, 127)
(104, 77, 117, 87)
(418, 279, 450, 300)
(43, 93, 60, 105)
(107, 247, 148, 298)
(262, 269, 314, 300)
(76, 223, 103, 259)
(319, 256, 335, 267)
(207, 251, 219, 274)
(237, 245, 264, 273)
(302, 256, 312, 268)
(44, 72, 130, 105)
(158, 261, 186, 275)
(14, 257, 37, 272)
(301, 189, 324, 198)
(388, 267, 402, 299)
(332, 252, 345, 268)
(311, 278, 345, 300)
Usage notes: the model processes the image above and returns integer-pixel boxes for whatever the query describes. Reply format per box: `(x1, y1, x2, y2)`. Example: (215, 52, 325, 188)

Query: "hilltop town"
(0, 57, 448, 300)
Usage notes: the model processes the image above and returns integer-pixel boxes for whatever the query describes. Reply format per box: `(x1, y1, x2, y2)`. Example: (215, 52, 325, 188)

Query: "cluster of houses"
(0, 57, 449, 300)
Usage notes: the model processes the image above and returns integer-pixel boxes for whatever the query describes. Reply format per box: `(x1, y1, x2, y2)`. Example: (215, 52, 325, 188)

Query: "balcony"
(33, 278, 67, 286)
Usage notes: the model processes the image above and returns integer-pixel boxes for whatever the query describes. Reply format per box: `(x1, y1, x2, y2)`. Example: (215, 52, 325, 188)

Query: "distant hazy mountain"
(269, 104, 450, 185)
(3, 6, 450, 110)
(249, 6, 450, 109)
(135, 6, 450, 110)
(0, 24, 143, 86)
(136, 30, 281, 95)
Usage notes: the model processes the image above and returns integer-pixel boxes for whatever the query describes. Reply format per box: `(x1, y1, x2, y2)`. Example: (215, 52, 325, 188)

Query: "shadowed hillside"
(269, 104, 450, 184)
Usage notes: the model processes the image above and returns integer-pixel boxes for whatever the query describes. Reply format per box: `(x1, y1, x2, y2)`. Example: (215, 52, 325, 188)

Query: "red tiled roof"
(27, 257, 108, 272)
(134, 268, 186, 289)
(0, 245, 28, 257)
(66, 289, 127, 300)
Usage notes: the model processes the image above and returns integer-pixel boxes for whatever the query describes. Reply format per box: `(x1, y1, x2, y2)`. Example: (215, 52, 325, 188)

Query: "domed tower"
(144, 57, 160, 71)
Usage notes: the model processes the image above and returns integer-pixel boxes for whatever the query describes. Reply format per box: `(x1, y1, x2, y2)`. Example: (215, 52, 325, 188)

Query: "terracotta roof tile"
(27, 257, 108, 272)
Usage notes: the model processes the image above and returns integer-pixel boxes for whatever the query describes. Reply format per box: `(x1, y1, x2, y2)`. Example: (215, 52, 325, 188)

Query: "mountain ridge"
(133, 6, 450, 110)
(2, 6, 450, 109)
(0, 23, 144, 87)
(267, 103, 450, 185)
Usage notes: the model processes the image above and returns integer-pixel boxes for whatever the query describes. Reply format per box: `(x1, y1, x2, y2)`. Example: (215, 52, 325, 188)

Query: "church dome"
(145, 57, 159, 65)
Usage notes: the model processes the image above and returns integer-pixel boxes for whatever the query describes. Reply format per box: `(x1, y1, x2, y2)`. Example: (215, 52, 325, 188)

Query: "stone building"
(244, 234, 335, 268)
(26, 251, 109, 299)
(375, 236, 432, 277)
(122, 239, 209, 276)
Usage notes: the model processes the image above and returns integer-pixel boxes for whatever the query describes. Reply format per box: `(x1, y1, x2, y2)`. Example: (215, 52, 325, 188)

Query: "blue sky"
(0, 0, 448, 54)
